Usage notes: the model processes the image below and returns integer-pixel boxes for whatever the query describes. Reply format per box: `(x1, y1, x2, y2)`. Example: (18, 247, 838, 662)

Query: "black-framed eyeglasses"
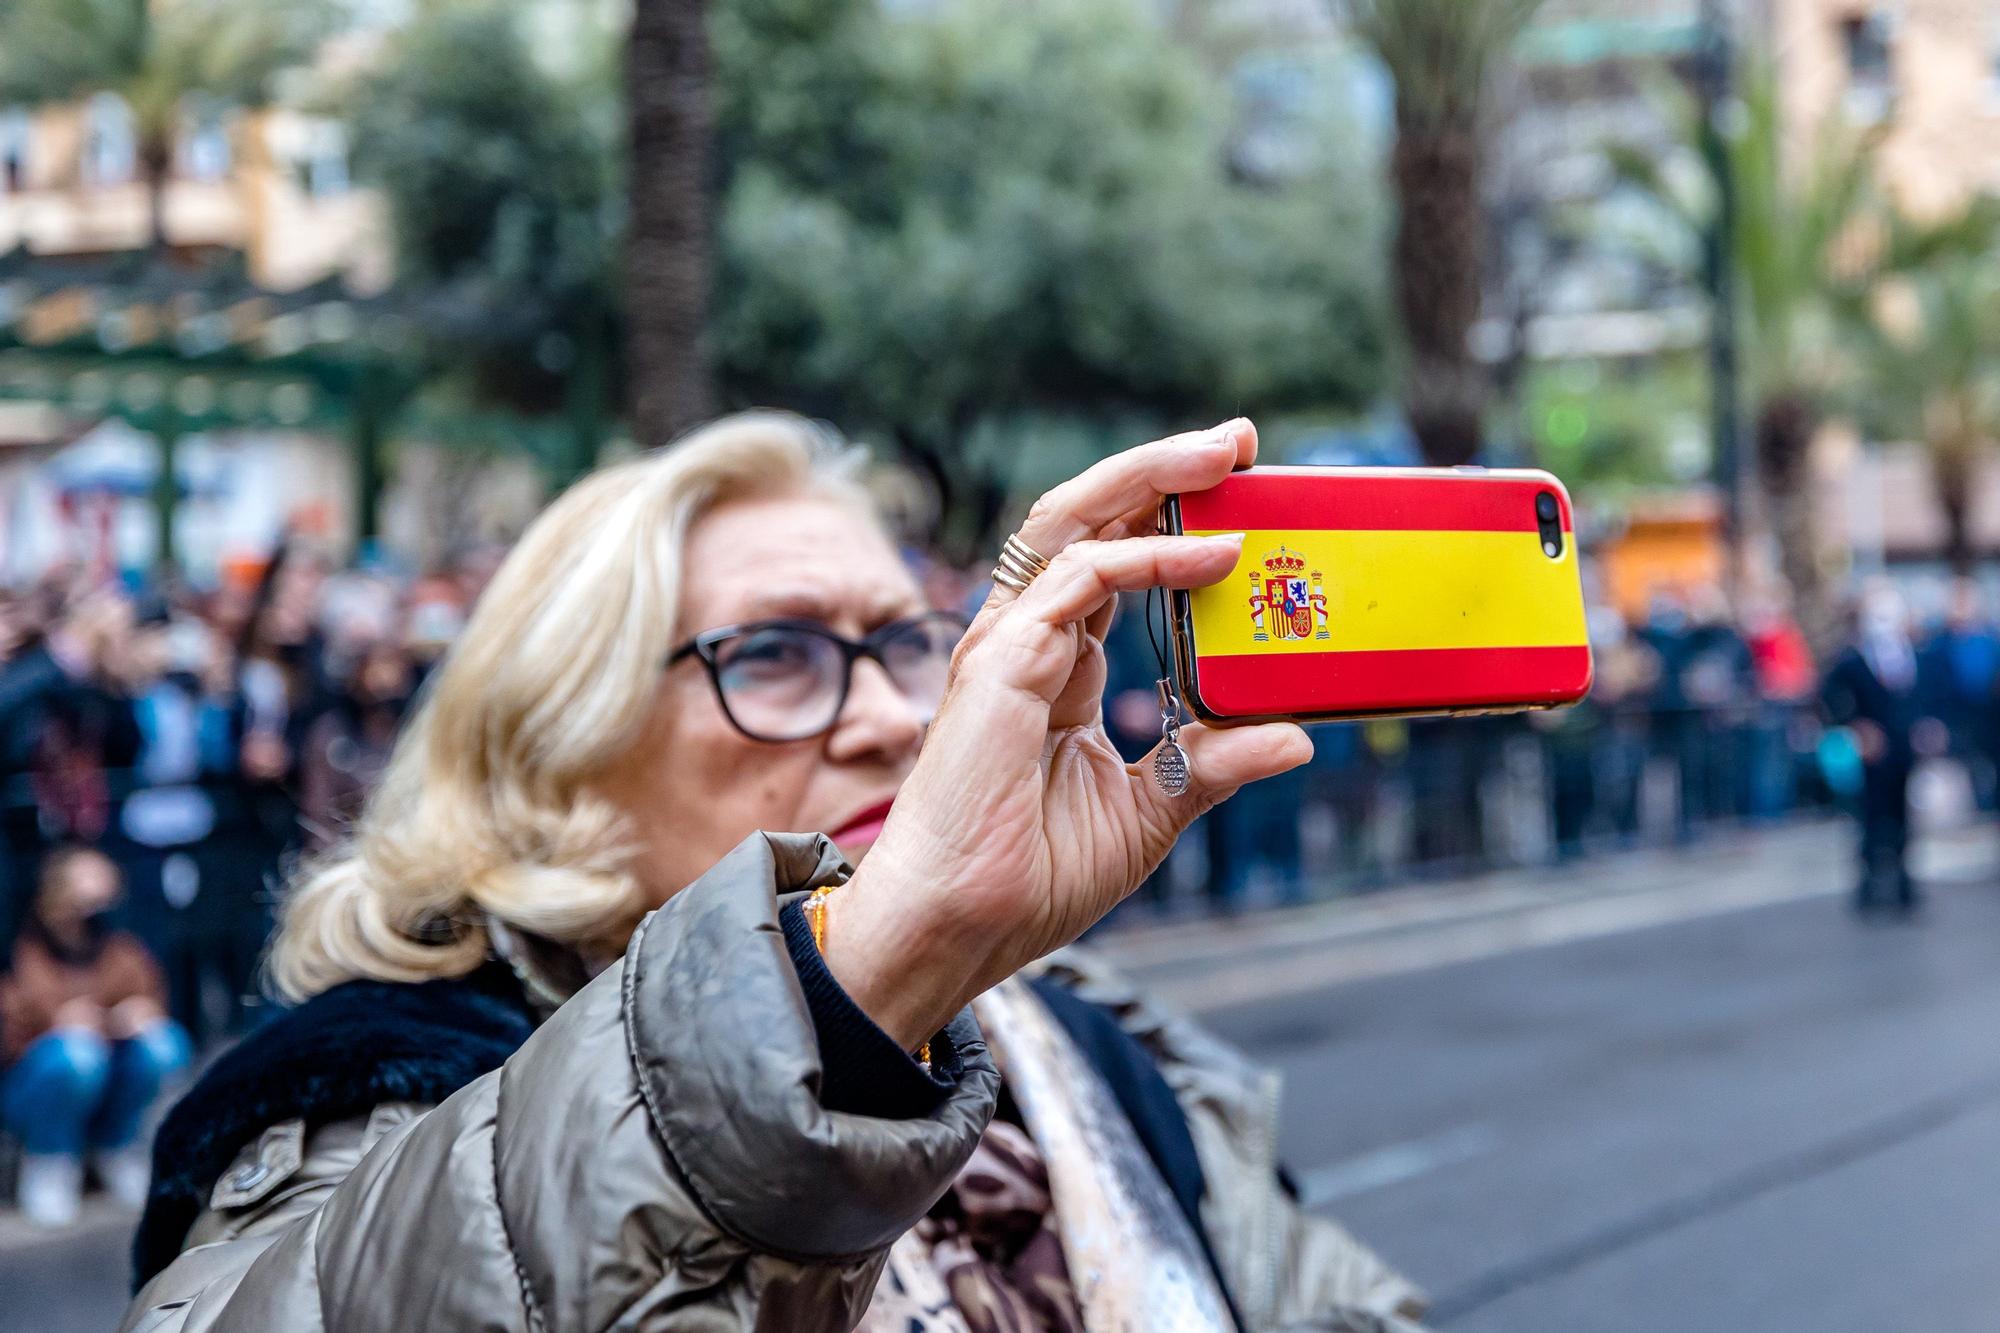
(667, 611, 970, 743)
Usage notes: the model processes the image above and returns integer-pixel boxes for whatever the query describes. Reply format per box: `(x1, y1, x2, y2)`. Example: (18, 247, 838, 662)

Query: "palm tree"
(1853, 205, 2000, 573)
(625, 0, 716, 448)
(1350, 0, 1543, 466)
(1614, 63, 1878, 640)
(0, 0, 326, 252)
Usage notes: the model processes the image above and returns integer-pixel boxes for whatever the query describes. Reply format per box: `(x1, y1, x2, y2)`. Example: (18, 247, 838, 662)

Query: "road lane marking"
(1295, 1123, 1500, 1208)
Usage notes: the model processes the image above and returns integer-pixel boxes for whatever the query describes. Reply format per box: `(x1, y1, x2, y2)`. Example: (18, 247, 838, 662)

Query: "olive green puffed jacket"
(123, 832, 1425, 1332)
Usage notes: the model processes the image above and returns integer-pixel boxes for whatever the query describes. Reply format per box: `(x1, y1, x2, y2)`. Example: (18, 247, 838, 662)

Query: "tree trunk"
(1389, 119, 1486, 466)
(1928, 407, 1980, 576)
(1756, 391, 1829, 648)
(140, 135, 172, 254)
(625, 0, 717, 448)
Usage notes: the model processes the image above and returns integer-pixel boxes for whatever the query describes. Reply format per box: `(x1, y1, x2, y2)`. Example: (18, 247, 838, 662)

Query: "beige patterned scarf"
(860, 978, 1237, 1333)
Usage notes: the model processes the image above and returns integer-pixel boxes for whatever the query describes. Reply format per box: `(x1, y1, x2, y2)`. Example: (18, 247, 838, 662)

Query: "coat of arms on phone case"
(1247, 545, 1329, 643)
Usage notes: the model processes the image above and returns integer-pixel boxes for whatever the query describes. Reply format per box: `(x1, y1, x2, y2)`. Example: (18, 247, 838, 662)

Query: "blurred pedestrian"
(1595, 608, 1662, 842)
(1680, 584, 1756, 827)
(1542, 601, 1658, 855)
(1918, 577, 2000, 810)
(0, 845, 189, 1226)
(0, 588, 143, 938)
(1742, 589, 1815, 820)
(113, 606, 245, 1038)
(297, 637, 415, 850)
(1822, 585, 1931, 917)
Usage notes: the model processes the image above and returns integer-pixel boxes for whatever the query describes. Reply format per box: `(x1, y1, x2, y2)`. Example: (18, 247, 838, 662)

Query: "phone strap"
(1144, 586, 1192, 797)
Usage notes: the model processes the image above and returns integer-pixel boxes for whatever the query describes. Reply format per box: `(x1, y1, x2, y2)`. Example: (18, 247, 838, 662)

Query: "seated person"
(1, 845, 191, 1226)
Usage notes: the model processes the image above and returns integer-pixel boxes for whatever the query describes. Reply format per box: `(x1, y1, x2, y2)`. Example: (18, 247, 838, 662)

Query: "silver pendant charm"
(1153, 678, 1192, 797)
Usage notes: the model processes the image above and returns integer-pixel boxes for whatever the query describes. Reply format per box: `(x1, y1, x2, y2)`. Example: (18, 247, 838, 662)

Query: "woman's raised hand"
(823, 420, 1312, 1050)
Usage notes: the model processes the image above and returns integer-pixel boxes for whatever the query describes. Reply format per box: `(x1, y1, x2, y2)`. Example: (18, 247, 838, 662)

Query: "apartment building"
(0, 95, 388, 293)
(1770, 0, 2000, 216)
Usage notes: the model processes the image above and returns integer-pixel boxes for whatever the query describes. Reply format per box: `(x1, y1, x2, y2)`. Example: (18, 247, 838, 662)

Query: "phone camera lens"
(1534, 491, 1564, 559)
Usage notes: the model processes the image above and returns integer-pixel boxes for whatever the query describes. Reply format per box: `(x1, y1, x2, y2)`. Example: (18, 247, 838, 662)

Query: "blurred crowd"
(1, 542, 1997, 1224)
(0, 545, 500, 1036)
(0, 543, 497, 1223)
(1106, 575, 1997, 913)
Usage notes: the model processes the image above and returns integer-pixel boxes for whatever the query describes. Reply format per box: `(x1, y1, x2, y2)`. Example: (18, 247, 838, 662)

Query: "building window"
(0, 108, 28, 193)
(179, 102, 232, 182)
(302, 121, 349, 197)
(1840, 10, 1896, 122)
(82, 92, 137, 186)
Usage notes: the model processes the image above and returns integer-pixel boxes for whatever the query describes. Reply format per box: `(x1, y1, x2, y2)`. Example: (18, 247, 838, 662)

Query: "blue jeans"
(1, 1021, 192, 1156)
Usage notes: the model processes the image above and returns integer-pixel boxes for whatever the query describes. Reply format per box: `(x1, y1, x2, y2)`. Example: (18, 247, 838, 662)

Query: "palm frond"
(1348, 0, 1545, 127)
(0, 0, 146, 104)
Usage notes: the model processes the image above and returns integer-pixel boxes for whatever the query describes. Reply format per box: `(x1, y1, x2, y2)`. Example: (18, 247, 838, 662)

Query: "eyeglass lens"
(711, 616, 961, 741)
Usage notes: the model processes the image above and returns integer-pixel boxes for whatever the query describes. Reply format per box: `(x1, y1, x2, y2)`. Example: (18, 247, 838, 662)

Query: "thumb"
(1130, 720, 1313, 841)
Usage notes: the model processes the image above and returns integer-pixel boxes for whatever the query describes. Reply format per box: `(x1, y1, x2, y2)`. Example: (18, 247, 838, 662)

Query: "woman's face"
(597, 494, 936, 907)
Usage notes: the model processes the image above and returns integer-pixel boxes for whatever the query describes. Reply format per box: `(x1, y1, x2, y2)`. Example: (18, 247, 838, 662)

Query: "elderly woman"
(126, 414, 1425, 1332)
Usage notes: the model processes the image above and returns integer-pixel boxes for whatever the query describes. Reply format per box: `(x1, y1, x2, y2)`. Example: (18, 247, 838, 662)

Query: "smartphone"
(1160, 466, 1593, 723)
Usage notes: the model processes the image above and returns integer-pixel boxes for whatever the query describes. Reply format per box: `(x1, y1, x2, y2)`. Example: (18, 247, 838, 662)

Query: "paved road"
(11, 821, 2000, 1332)
(1123, 825, 2000, 1331)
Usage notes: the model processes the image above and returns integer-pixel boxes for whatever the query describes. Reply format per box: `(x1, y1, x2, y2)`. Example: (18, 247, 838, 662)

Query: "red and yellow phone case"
(1163, 467, 1593, 722)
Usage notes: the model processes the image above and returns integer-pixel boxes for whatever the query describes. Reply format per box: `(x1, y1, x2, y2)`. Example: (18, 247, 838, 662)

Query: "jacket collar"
(133, 962, 537, 1289)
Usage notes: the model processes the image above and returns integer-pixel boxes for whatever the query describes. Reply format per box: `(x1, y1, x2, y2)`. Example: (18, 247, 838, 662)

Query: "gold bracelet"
(803, 885, 930, 1068)
(805, 885, 836, 951)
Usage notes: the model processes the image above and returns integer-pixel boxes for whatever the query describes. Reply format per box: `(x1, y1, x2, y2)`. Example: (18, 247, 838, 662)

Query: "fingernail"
(1206, 532, 1246, 548)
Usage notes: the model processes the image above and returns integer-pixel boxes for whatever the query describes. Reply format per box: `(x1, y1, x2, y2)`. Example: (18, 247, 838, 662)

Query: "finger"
(1014, 534, 1245, 630)
(982, 419, 1257, 609)
(1081, 589, 1121, 646)
(969, 501, 1175, 628)
(1095, 510, 1161, 544)
(963, 536, 1239, 706)
(1131, 721, 1314, 838)
(966, 534, 1227, 663)
(1048, 626, 1108, 730)
(1022, 418, 1255, 552)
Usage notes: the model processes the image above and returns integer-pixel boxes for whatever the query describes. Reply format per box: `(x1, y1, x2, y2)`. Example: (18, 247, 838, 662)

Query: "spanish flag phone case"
(1161, 466, 1593, 723)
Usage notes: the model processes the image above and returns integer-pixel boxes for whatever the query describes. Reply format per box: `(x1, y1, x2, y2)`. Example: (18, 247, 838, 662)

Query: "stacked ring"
(991, 533, 1053, 593)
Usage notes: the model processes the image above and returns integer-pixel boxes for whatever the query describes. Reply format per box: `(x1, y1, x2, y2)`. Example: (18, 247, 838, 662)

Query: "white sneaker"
(93, 1146, 152, 1209)
(17, 1154, 83, 1228)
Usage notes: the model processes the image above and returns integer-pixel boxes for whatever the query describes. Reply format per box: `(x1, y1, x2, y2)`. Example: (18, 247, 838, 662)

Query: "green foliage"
(340, 3, 620, 412)
(0, 0, 328, 154)
(1845, 203, 2000, 435)
(1847, 202, 2000, 567)
(337, 0, 1388, 539)
(1522, 357, 1707, 493)
(1608, 62, 1877, 411)
(711, 0, 1388, 550)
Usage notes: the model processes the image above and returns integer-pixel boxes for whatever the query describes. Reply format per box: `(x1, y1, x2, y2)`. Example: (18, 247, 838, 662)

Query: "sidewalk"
(1089, 818, 2000, 1015)
(0, 1196, 135, 1333)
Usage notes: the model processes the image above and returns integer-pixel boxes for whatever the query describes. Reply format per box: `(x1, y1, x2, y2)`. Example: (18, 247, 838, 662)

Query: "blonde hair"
(268, 411, 869, 1001)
